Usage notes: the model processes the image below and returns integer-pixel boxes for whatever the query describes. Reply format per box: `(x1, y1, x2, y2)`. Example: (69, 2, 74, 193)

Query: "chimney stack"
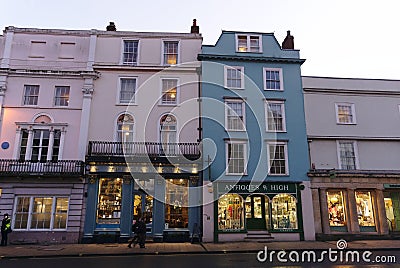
(190, 19, 199, 34)
(106, 22, 116, 31)
(282, 30, 294, 49)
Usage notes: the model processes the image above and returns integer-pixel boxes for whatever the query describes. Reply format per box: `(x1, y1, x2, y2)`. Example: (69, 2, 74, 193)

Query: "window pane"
(327, 191, 346, 226)
(227, 143, 245, 174)
(271, 194, 297, 229)
(226, 67, 242, 88)
(237, 36, 247, 52)
(53, 198, 68, 229)
(265, 70, 281, 90)
(268, 144, 287, 175)
(161, 79, 178, 104)
(123, 41, 138, 65)
(218, 194, 244, 230)
(226, 101, 245, 130)
(337, 104, 353, 123)
(164, 41, 178, 65)
(339, 142, 356, 170)
(165, 179, 188, 228)
(54, 86, 70, 106)
(23, 85, 39, 105)
(31, 197, 53, 229)
(267, 102, 284, 131)
(120, 78, 136, 103)
(14, 197, 30, 229)
(97, 178, 123, 224)
(355, 191, 375, 226)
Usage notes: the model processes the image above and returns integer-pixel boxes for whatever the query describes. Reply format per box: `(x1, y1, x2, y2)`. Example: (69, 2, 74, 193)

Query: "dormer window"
(236, 34, 262, 52)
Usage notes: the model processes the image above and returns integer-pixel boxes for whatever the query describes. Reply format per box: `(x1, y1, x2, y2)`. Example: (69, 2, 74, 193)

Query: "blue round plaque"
(1, 142, 9, 149)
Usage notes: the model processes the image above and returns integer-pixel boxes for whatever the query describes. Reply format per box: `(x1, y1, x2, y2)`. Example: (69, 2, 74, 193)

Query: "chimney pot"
(106, 22, 116, 31)
(282, 30, 294, 49)
(191, 19, 199, 34)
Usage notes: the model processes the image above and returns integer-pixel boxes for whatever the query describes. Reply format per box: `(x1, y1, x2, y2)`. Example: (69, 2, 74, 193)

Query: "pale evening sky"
(2, 0, 400, 80)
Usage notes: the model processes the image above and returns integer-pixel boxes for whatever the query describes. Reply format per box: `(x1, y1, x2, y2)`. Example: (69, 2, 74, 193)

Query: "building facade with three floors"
(303, 76, 400, 240)
(0, 26, 98, 243)
(199, 31, 315, 242)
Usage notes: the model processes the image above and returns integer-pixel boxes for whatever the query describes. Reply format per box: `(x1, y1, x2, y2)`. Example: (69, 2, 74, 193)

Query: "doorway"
(133, 192, 153, 234)
(384, 191, 400, 232)
(245, 195, 269, 230)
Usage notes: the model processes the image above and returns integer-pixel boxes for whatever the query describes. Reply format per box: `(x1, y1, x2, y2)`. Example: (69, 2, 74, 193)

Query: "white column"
(87, 31, 97, 71)
(78, 83, 93, 160)
(46, 129, 55, 161)
(0, 27, 14, 68)
(25, 129, 34, 160)
(12, 127, 22, 159)
(58, 129, 66, 160)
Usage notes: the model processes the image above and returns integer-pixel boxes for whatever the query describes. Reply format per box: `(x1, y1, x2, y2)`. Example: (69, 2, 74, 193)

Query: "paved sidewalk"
(1, 240, 400, 259)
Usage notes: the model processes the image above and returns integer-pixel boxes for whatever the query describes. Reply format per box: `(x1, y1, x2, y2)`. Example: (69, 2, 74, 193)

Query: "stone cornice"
(0, 68, 100, 79)
(198, 53, 305, 64)
(308, 169, 400, 178)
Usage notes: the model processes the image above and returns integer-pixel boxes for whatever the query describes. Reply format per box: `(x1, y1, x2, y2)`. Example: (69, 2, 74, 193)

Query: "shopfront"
(214, 182, 304, 241)
(82, 162, 201, 243)
(310, 171, 400, 240)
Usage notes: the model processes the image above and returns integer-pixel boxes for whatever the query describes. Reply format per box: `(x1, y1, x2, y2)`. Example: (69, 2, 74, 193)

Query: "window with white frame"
(163, 41, 179, 65)
(23, 85, 39, 105)
(116, 114, 134, 143)
(119, 78, 136, 103)
(224, 66, 244, 89)
(225, 99, 245, 131)
(226, 142, 247, 175)
(338, 141, 358, 170)
(161, 79, 178, 105)
(335, 103, 356, 124)
(19, 129, 61, 162)
(123, 40, 138, 65)
(236, 35, 261, 52)
(13, 196, 69, 230)
(265, 100, 286, 132)
(267, 142, 288, 175)
(264, 68, 283, 90)
(54, 86, 70, 106)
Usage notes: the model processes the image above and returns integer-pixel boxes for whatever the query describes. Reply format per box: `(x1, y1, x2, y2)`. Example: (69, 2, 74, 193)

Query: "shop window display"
(271, 194, 297, 229)
(355, 191, 375, 227)
(218, 194, 244, 230)
(327, 191, 346, 226)
(165, 179, 188, 228)
(97, 178, 122, 224)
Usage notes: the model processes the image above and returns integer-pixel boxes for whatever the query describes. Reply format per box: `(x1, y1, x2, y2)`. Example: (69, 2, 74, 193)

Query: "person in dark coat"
(1, 213, 11, 246)
(128, 218, 146, 248)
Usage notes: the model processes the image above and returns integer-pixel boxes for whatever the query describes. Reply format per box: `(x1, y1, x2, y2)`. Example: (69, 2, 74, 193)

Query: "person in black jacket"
(1, 213, 11, 246)
(128, 218, 146, 248)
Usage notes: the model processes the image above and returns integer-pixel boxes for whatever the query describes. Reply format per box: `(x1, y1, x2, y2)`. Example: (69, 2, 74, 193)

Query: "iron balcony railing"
(0, 159, 84, 176)
(88, 141, 201, 158)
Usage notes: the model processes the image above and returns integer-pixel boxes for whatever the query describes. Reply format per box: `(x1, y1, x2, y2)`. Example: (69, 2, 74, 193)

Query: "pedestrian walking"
(1, 213, 12, 246)
(127, 219, 139, 248)
(128, 217, 146, 248)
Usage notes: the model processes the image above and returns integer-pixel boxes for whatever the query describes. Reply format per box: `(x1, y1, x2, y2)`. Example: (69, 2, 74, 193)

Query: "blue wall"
(200, 31, 309, 183)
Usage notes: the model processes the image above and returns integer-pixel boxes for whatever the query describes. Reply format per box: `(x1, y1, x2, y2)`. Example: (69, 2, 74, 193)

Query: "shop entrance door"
(385, 192, 400, 232)
(245, 195, 267, 230)
(133, 192, 153, 234)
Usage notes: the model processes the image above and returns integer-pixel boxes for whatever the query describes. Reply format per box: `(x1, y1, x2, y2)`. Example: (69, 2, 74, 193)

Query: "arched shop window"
(271, 194, 298, 229)
(218, 194, 244, 230)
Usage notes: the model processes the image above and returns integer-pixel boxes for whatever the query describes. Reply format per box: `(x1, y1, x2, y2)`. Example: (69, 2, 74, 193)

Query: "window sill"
(158, 103, 179, 107)
(116, 103, 137, 106)
(264, 89, 284, 91)
(336, 123, 357, 125)
(268, 174, 289, 177)
(266, 130, 287, 133)
(226, 173, 247, 176)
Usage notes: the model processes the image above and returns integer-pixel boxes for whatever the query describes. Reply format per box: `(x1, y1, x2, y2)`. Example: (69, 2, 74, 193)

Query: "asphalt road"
(1, 250, 400, 268)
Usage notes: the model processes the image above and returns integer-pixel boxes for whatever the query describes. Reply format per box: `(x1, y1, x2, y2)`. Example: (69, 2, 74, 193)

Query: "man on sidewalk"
(1, 213, 12, 246)
(128, 218, 146, 248)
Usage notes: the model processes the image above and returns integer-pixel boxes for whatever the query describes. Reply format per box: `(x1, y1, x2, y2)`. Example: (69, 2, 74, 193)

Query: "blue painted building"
(199, 31, 315, 242)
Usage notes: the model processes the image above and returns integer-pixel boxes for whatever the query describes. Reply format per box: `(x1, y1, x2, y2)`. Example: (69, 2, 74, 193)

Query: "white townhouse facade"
(83, 21, 203, 243)
(303, 76, 400, 240)
(0, 26, 98, 243)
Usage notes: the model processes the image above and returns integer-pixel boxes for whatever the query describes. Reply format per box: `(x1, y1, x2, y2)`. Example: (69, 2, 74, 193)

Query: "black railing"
(0, 159, 84, 176)
(88, 141, 201, 157)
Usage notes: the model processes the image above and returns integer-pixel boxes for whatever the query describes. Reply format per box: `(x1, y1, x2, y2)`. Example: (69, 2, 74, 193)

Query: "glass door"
(133, 192, 153, 234)
(245, 194, 267, 230)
